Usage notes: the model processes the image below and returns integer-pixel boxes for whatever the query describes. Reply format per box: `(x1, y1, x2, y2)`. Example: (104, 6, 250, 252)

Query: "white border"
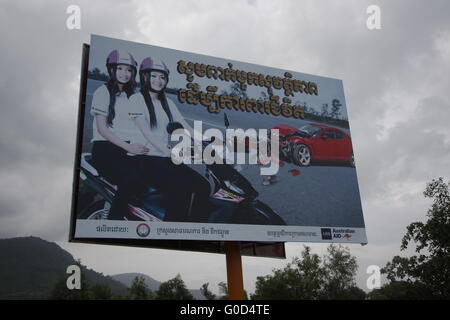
(75, 220, 367, 244)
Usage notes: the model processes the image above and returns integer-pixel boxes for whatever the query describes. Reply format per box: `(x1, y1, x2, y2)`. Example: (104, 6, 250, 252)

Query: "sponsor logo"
(136, 223, 151, 237)
(332, 228, 355, 240)
(321, 228, 332, 240)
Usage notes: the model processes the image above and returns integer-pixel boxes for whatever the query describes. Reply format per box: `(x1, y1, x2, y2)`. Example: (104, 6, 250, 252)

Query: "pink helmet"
(106, 50, 138, 70)
(139, 57, 169, 78)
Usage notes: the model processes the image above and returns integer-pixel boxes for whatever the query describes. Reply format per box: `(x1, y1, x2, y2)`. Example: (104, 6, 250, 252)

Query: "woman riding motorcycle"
(128, 57, 211, 222)
(90, 49, 148, 220)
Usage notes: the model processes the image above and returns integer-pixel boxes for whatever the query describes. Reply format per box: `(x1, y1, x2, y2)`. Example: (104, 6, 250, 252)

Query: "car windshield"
(299, 124, 321, 136)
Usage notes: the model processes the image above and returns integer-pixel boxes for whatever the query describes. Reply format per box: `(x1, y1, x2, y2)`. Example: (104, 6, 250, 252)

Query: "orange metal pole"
(225, 241, 245, 300)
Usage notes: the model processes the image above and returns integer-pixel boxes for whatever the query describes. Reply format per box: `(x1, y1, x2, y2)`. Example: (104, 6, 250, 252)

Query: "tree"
(321, 103, 329, 120)
(89, 283, 112, 300)
(382, 177, 450, 299)
(217, 281, 228, 300)
(321, 245, 364, 300)
(301, 103, 309, 115)
(200, 283, 216, 300)
(155, 274, 194, 300)
(229, 83, 248, 98)
(129, 275, 153, 300)
(329, 99, 342, 119)
(48, 277, 89, 300)
(217, 281, 248, 300)
(252, 246, 325, 300)
(88, 68, 109, 82)
(251, 245, 365, 300)
(367, 281, 432, 300)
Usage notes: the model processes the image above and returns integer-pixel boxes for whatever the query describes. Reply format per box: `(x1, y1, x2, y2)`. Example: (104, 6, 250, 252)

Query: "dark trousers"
(136, 156, 211, 222)
(92, 141, 143, 220)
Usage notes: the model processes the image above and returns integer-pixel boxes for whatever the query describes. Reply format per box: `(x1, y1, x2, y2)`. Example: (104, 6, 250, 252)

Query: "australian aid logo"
(332, 228, 355, 240)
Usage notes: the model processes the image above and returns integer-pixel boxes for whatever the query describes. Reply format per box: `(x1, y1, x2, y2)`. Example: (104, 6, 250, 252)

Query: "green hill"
(0, 237, 128, 299)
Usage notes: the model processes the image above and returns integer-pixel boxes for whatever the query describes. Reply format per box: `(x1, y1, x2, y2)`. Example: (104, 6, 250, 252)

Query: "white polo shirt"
(90, 85, 137, 142)
(128, 93, 185, 157)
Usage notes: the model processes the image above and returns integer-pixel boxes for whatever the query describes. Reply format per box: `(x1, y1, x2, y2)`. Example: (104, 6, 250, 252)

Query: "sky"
(0, 0, 449, 295)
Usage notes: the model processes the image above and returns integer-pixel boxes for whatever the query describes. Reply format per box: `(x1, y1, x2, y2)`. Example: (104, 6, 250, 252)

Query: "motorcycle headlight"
(224, 180, 245, 196)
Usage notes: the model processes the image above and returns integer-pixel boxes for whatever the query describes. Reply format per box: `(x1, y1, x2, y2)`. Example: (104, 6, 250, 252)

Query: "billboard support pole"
(225, 241, 244, 300)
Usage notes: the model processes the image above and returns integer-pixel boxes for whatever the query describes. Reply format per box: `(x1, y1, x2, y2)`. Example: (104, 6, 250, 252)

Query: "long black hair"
(139, 71, 173, 128)
(105, 65, 137, 127)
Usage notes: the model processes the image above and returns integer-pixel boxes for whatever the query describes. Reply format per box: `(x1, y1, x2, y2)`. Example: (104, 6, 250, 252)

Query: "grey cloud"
(0, 0, 145, 240)
(0, 0, 449, 294)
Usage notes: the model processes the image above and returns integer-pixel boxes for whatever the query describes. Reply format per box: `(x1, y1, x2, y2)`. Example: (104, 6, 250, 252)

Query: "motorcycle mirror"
(166, 122, 183, 134)
(166, 122, 184, 134)
(224, 113, 230, 128)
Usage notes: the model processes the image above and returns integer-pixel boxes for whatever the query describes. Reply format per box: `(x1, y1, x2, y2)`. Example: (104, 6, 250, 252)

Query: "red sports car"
(273, 123, 355, 167)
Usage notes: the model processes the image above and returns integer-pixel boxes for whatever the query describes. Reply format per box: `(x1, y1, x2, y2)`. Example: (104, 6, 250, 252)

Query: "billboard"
(70, 35, 366, 246)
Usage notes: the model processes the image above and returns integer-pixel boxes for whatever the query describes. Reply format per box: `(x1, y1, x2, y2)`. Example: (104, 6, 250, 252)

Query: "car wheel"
(293, 144, 311, 166)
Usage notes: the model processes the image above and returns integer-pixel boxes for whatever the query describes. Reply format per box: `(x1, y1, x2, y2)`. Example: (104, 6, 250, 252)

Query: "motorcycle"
(77, 115, 286, 225)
